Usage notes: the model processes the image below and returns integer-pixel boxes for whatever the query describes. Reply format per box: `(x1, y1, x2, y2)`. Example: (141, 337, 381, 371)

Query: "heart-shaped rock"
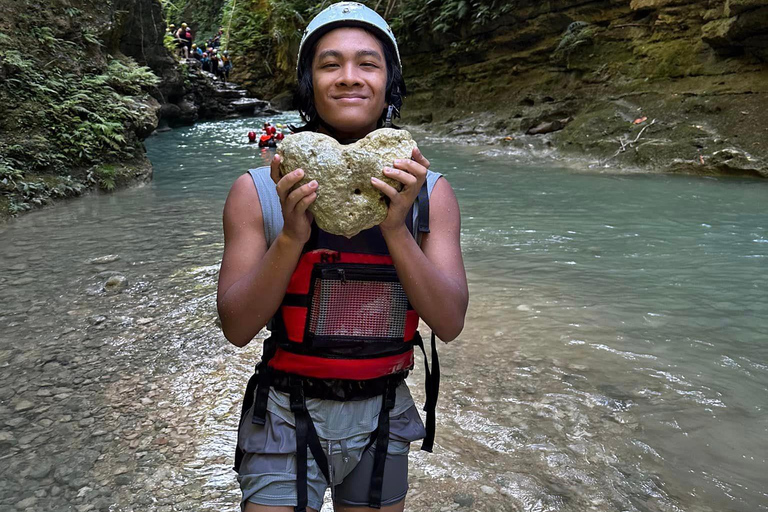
(278, 128, 417, 238)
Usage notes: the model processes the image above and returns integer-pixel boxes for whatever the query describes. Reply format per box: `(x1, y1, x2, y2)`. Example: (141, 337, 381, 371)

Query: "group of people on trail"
(247, 122, 286, 147)
(167, 23, 233, 81)
(197, 48, 232, 81)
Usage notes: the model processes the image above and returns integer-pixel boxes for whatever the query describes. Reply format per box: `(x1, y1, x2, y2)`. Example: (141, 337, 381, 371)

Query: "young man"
(217, 3, 468, 511)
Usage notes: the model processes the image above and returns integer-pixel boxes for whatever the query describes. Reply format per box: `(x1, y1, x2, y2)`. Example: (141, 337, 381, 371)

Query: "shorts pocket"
(238, 403, 297, 456)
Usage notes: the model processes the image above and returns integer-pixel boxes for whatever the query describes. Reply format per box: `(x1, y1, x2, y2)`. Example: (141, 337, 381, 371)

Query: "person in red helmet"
(248, 131, 257, 143)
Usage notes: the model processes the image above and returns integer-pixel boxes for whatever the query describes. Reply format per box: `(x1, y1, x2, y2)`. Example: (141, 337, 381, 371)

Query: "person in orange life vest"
(217, 3, 467, 511)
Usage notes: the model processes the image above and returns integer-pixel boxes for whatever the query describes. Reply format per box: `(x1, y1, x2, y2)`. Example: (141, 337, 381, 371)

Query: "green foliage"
(89, 165, 117, 191)
(162, 0, 228, 42)
(82, 29, 102, 47)
(552, 22, 596, 68)
(391, 0, 514, 41)
(164, 31, 179, 54)
(102, 59, 161, 95)
(1, 23, 160, 214)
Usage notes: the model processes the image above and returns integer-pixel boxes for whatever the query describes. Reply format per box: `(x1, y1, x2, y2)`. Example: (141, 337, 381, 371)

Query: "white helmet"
(297, 2, 401, 76)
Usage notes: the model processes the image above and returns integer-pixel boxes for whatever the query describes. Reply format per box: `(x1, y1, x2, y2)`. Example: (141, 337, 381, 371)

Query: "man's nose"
(336, 62, 361, 86)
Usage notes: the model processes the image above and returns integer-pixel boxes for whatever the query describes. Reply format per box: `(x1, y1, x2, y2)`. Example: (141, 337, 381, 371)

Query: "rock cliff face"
(398, 0, 768, 176)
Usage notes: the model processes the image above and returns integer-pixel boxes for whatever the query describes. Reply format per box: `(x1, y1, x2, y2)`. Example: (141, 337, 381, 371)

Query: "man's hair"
(291, 27, 406, 133)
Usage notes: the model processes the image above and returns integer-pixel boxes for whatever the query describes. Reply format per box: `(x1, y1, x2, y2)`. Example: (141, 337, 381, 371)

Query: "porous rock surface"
(277, 128, 417, 238)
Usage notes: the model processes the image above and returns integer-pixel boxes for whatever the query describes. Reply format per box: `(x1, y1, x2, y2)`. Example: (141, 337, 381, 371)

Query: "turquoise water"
(0, 115, 766, 511)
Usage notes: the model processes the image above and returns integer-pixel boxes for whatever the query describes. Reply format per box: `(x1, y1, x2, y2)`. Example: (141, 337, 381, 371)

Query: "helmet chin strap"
(385, 105, 395, 128)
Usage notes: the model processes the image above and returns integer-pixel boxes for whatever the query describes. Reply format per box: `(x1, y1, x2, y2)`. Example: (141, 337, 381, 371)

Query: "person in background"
(210, 49, 219, 77)
(201, 52, 210, 72)
(221, 50, 233, 82)
(175, 22, 190, 58)
(184, 25, 193, 57)
(191, 43, 203, 60)
(213, 28, 223, 48)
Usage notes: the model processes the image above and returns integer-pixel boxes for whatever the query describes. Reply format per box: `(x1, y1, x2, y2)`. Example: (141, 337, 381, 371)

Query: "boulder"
(270, 90, 294, 111)
(277, 129, 417, 238)
(526, 117, 573, 135)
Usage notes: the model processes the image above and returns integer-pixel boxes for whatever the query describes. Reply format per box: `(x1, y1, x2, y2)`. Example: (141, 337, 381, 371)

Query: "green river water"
(0, 114, 766, 512)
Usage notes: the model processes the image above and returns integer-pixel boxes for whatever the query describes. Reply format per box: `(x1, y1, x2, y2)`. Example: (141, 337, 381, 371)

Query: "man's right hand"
(271, 154, 317, 244)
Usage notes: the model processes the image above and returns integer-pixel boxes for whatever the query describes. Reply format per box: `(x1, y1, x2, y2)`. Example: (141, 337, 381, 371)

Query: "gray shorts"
(237, 386, 426, 510)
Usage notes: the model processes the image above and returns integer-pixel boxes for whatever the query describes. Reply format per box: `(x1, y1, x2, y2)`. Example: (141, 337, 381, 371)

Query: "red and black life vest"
(235, 183, 439, 512)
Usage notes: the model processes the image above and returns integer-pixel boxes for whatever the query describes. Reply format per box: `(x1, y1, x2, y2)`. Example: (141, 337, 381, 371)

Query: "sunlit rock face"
(277, 128, 417, 238)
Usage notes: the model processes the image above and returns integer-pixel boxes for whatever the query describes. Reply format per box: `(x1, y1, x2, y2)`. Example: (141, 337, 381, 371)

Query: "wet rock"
(14, 400, 35, 412)
(708, 148, 767, 176)
(103, 275, 128, 293)
(26, 462, 53, 480)
(230, 98, 266, 113)
(269, 90, 294, 111)
(278, 128, 417, 238)
(480, 485, 497, 495)
(15, 497, 37, 509)
(88, 255, 120, 264)
(526, 117, 573, 135)
(453, 493, 475, 507)
(177, 98, 198, 125)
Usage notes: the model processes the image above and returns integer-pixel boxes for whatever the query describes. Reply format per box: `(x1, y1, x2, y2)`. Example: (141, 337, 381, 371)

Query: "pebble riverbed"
(2, 116, 767, 512)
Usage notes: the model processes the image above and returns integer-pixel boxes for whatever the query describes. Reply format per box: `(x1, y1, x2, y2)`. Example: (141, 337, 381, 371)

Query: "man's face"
(312, 27, 388, 139)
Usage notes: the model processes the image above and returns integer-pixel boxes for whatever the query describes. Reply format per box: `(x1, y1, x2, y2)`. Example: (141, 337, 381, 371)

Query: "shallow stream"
(0, 115, 766, 512)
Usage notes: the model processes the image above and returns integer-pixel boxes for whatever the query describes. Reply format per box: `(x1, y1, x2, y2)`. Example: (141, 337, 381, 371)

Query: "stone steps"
(182, 58, 277, 118)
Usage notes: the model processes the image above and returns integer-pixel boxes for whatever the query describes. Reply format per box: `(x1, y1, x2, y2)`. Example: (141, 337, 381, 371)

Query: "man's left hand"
(371, 147, 430, 234)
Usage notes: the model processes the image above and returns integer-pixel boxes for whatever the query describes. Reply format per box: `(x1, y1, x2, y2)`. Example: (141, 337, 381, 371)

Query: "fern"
(82, 30, 102, 46)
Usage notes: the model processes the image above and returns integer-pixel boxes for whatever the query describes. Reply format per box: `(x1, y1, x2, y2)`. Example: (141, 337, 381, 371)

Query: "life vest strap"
(251, 337, 277, 426)
(367, 379, 398, 508)
(415, 331, 440, 452)
(417, 181, 430, 234)
(290, 378, 330, 512)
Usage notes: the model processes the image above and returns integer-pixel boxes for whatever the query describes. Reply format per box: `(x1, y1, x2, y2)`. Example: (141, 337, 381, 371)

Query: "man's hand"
(271, 154, 317, 244)
(371, 147, 430, 234)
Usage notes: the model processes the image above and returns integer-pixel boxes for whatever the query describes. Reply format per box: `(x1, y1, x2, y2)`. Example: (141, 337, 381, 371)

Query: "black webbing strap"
(233, 368, 260, 472)
(290, 379, 330, 512)
(367, 380, 397, 509)
(417, 180, 430, 234)
(252, 337, 277, 426)
(251, 364, 271, 426)
(416, 331, 440, 452)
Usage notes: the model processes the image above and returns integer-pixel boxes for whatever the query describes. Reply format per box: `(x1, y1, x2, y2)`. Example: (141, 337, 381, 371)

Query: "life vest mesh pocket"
(307, 267, 409, 342)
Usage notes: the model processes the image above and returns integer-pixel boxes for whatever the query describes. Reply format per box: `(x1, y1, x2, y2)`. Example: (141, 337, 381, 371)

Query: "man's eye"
(361, 62, 379, 68)
(321, 63, 338, 68)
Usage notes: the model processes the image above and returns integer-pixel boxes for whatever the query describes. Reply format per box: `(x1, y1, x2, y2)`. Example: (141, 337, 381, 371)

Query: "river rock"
(453, 493, 475, 507)
(277, 128, 417, 238)
(88, 255, 120, 264)
(103, 275, 127, 293)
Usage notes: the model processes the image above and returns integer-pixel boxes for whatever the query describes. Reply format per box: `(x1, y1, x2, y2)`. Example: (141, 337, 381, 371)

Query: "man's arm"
(382, 178, 468, 341)
(216, 169, 314, 347)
